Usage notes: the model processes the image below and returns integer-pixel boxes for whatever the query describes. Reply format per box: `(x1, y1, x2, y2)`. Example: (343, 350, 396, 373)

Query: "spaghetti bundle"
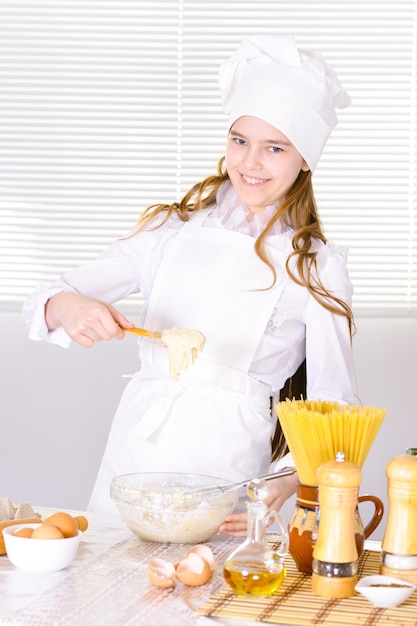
(276, 399, 387, 486)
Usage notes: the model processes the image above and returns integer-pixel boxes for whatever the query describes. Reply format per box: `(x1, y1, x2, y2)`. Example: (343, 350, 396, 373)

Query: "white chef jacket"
(23, 182, 358, 512)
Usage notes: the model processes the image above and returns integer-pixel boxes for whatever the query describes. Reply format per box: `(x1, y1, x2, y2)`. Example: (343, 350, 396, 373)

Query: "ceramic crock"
(288, 483, 384, 574)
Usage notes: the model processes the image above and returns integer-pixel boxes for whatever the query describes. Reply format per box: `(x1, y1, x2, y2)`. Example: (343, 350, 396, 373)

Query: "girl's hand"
(218, 471, 298, 537)
(45, 292, 135, 348)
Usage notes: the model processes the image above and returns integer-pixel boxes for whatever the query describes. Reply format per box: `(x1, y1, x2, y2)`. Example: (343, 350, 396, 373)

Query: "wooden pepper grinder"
(380, 454, 417, 585)
(312, 452, 361, 598)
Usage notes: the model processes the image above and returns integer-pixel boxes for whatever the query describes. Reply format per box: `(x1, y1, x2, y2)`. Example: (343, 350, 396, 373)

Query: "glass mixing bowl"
(111, 472, 240, 543)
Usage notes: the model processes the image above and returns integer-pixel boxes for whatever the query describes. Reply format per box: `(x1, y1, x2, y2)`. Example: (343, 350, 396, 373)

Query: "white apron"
(88, 213, 290, 513)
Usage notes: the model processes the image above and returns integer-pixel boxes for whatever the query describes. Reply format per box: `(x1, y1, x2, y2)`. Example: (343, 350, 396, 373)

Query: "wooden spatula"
(122, 327, 161, 339)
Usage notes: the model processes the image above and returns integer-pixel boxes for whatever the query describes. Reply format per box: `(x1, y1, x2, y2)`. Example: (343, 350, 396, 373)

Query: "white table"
(0, 507, 382, 626)
(0, 506, 286, 626)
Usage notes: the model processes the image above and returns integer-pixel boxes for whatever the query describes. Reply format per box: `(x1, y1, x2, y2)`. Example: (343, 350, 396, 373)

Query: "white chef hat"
(219, 34, 351, 172)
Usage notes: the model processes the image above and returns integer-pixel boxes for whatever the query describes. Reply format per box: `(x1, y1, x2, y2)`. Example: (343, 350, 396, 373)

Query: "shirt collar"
(208, 181, 290, 238)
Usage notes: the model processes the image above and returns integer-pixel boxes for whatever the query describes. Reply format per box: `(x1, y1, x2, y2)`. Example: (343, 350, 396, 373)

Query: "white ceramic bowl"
(111, 472, 239, 543)
(355, 574, 416, 608)
(2, 523, 81, 573)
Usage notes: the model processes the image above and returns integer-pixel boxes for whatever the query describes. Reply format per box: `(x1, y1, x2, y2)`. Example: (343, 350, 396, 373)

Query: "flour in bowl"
(113, 488, 238, 543)
(160, 327, 206, 380)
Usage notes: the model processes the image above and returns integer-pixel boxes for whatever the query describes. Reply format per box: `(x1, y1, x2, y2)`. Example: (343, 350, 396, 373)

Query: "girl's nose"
(243, 147, 263, 170)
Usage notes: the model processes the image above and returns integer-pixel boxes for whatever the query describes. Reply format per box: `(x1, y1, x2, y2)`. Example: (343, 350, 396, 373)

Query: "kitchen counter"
(0, 506, 281, 626)
(0, 507, 390, 626)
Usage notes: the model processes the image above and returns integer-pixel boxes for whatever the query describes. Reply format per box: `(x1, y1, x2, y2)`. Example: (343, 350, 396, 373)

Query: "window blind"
(0, 0, 416, 316)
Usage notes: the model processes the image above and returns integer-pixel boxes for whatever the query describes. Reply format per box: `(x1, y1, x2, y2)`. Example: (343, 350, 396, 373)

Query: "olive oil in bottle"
(223, 560, 286, 595)
(223, 479, 289, 596)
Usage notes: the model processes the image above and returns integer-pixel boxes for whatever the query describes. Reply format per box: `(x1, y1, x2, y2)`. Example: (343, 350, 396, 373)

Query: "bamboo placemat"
(196, 550, 417, 625)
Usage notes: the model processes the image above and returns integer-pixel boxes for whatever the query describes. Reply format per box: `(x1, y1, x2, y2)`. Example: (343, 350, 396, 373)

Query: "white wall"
(1, 311, 416, 540)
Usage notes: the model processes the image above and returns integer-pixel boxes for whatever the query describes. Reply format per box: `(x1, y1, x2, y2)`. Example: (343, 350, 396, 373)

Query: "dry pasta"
(276, 399, 387, 486)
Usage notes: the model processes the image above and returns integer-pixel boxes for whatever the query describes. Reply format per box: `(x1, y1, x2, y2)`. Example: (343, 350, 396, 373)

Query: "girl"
(24, 34, 357, 534)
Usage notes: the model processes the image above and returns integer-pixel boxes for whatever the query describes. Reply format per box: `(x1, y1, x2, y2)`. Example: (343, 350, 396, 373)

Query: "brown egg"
(32, 523, 65, 540)
(13, 527, 33, 538)
(43, 512, 77, 538)
(185, 545, 217, 571)
(148, 558, 176, 588)
(73, 515, 88, 532)
(175, 552, 212, 586)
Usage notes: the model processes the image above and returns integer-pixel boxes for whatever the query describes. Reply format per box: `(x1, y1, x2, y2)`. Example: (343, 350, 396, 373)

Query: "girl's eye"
(270, 146, 283, 153)
(233, 137, 246, 146)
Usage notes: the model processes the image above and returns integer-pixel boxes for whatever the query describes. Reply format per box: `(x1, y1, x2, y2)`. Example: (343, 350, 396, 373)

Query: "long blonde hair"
(134, 156, 354, 336)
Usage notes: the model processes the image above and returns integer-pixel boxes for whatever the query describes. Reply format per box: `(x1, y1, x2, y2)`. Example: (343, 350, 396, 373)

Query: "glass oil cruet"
(223, 478, 289, 596)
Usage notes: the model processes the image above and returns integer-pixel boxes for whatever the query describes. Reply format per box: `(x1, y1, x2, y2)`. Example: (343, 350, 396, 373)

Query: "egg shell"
(185, 545, 217, 571)
(12, 527, 34, 538)
(43, 512, 77, 538)
(176, 552, 212, 586)
(148, 558, 176, 588)
(31, 523, 65, 540)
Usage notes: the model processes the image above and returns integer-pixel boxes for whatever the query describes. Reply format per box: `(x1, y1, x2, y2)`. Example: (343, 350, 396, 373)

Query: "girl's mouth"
(241, 174, 269, 185)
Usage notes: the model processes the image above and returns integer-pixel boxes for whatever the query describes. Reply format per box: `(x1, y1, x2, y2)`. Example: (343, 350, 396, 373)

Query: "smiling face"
(225, 116, 309, 215)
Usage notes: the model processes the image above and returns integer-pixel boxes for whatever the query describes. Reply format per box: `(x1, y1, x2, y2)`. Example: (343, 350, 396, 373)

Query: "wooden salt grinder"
(312, 454, 361, 598)
(380, 454, 417, 585)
